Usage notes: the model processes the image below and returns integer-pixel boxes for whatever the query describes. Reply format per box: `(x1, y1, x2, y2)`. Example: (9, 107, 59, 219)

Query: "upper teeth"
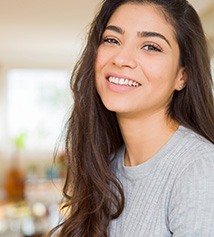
(108, 76, 140, 87)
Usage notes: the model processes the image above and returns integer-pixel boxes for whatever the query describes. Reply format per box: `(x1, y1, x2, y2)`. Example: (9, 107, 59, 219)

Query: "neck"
(117, 110, 179, 166)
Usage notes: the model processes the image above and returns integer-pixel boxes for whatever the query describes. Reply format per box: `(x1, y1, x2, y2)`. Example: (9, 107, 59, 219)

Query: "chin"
(101, 100, 131, 114)
(98, 92, 136, 113)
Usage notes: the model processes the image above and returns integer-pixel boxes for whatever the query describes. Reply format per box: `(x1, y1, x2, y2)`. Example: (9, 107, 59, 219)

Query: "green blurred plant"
(13, 133, 27, 151)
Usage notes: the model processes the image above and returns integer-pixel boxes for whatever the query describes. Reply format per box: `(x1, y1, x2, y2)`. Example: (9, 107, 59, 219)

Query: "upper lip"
(105, 72, 141, 85)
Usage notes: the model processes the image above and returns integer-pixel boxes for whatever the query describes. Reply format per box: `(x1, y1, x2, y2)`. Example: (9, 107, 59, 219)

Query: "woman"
(49, 0, 214, 236)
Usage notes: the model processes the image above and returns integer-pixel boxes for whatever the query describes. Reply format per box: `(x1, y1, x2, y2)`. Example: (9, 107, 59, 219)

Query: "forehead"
(107, 3, 176, 40)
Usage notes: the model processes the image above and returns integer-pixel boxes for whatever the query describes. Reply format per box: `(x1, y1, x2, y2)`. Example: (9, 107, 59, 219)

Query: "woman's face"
(95, 3, 185, 118)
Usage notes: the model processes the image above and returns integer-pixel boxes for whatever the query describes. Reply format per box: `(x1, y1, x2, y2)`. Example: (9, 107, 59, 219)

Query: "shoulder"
(168, 127, 214, 235)
(178, 125, 214, 150)
(173, 126, 214, 171)
(167, 126, 214, 201)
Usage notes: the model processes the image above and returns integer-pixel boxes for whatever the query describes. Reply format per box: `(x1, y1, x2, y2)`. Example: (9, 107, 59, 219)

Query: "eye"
(143, 43, 162, 52)
(102, 37, 120, 45)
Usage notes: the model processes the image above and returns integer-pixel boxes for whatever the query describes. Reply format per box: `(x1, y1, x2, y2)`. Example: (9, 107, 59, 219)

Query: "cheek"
(96, 46, 113, 70)
(142, 59, 175, 85)
(95, 52, 104, 90)
(141, 63, 165, 84)
(95, 50, 104, 76)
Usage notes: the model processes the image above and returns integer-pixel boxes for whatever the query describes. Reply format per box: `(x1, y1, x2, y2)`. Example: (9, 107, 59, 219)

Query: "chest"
(109, 174, 174, 237)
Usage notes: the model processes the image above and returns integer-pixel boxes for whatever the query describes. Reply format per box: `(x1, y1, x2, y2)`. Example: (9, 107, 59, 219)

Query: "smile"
(108, 76, 141, 87)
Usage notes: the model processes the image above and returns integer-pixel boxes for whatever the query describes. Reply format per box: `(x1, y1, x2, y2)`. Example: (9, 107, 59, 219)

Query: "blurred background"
(0, 0, 213, 236)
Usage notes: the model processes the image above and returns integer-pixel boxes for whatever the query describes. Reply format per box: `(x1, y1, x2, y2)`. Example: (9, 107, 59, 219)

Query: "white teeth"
(128, 80, 133, 86)
(108, 76, 140, 87)
(119, 78, 124, 85)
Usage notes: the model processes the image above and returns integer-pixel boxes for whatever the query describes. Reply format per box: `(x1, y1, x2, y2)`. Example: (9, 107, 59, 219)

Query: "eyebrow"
(105, 25, 125, 34)
(138, 31, 171, 47)
(105, 25, 171, 47)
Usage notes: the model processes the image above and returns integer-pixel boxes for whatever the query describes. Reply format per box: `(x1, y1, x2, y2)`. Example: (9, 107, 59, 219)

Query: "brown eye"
(103, 37, 120, 45)
(143, 44, 162, 52)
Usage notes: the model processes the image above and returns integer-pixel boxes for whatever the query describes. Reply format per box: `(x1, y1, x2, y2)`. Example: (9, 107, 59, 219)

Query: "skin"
(95, 3, 187, 166)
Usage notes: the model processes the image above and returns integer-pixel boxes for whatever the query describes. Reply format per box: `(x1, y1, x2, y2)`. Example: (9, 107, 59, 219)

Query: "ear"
(175, 67, 188, 91)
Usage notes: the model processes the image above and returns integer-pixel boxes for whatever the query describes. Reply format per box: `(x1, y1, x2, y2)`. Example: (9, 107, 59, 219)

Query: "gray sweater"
(110, 126, 214, 237)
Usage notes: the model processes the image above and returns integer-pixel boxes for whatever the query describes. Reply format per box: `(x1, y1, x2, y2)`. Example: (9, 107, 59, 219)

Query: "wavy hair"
(48, 0, 214, 236)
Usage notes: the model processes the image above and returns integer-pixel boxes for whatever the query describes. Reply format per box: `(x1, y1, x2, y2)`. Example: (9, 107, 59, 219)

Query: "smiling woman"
(48, 0, 214, 237)
(95, 3, 185, 118)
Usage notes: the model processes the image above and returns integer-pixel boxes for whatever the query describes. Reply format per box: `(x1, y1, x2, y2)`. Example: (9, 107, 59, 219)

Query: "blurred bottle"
(4, 154, 25, 200)
(4, 134, 26, 201)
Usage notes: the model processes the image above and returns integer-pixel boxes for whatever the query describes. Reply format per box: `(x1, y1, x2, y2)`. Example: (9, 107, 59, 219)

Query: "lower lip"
(106, 79, 140, 93)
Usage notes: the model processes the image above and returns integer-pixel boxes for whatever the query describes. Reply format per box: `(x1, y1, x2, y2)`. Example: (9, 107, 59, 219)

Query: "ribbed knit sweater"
(109, 126, 214, 237)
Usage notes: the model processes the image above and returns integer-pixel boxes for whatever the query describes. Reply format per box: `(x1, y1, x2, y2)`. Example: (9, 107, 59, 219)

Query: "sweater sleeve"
(168, 152, 214, 237)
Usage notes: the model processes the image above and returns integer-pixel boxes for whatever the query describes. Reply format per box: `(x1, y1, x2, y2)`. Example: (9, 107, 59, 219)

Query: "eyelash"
(102, 37, 162, 52)
(143, 43, 162, 52)
(102, 37, 120, 45)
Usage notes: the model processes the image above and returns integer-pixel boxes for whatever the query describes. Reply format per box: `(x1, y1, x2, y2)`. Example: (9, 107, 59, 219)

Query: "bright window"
(7, 69, 71, 151)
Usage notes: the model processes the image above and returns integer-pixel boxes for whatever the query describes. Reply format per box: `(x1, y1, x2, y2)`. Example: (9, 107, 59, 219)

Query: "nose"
(112, 47, 138, 69)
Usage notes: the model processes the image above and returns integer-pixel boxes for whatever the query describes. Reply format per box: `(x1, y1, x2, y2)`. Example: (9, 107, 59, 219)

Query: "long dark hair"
(48, 0, 214, 236)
